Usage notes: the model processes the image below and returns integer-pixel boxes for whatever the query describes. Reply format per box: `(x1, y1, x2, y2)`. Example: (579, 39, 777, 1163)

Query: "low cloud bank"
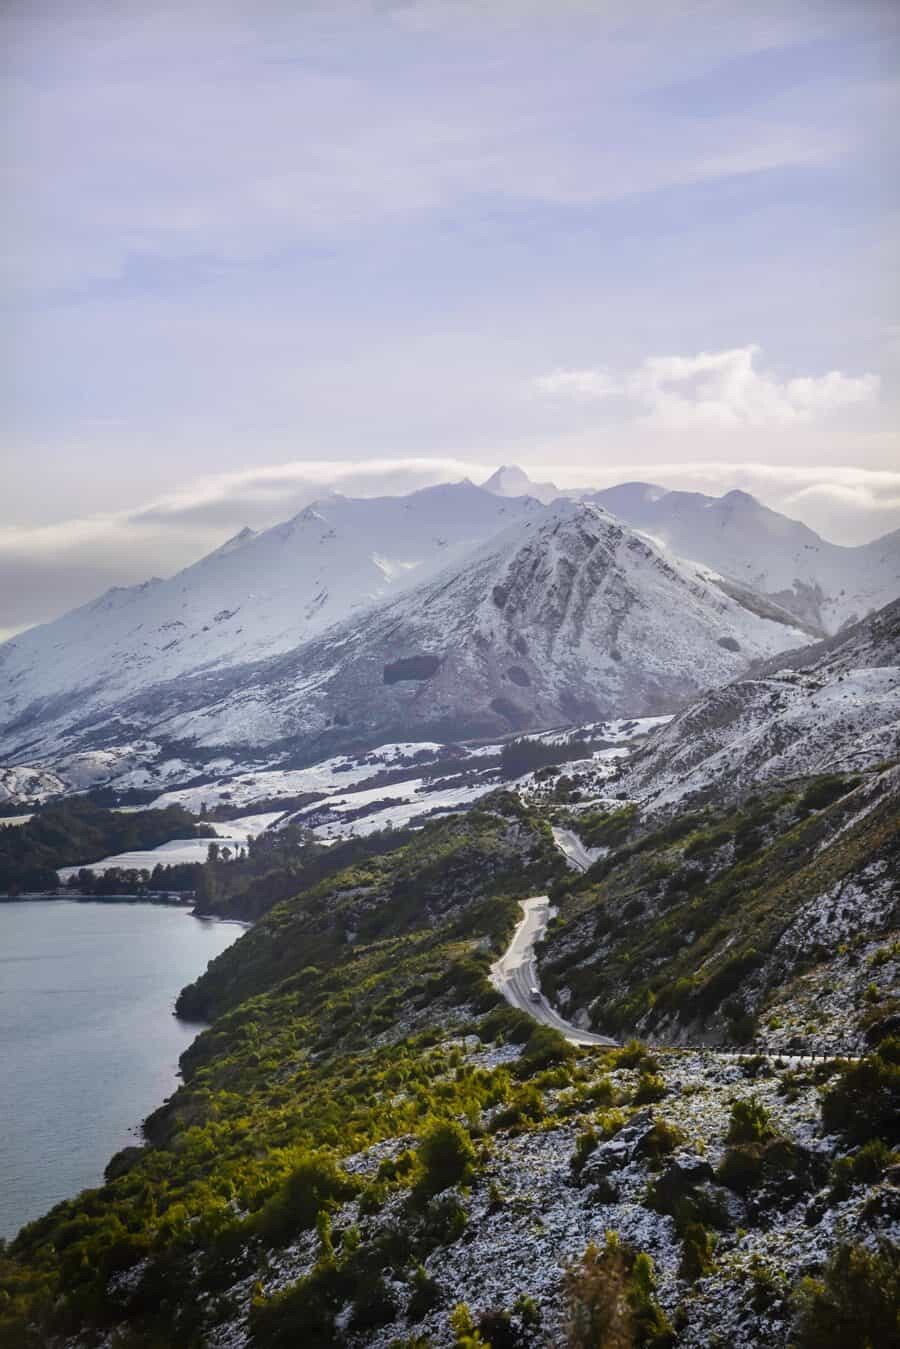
(2, 456, 898, 639)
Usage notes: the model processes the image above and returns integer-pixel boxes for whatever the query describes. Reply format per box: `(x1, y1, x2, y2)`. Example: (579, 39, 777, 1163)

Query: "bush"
(491, 1085, 546, 1132)
(249, 1259, 351, 1347)
(634, 1073, 667, 1105)
(792, 1242, 900, 1348)
(612, 1040, 659, 1072)
(725, 1097, 775, 1145)
(349, 1273, 396, 1333)
(821, 1043, 900, 1145)
(634, 1120, 684, 1166)
(515, 1023, 575, 1077)
(419, 1193, 468, 1250)
(796, 775, 859, 814)
(679, 1223, 714, 1283)
(829, 1139, 897, 1200)
(255, 1154, 359, 1246)
(565, 1232, 673, 1348)
(408, 1264, 440, 1321)
(571, 1129, 598, 1177)
(477, 1308, 520, 1349)
(416, 1120, 477, 1197)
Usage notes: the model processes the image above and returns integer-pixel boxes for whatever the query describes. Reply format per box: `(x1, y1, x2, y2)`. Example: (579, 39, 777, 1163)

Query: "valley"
(0, 477, 897, 1349)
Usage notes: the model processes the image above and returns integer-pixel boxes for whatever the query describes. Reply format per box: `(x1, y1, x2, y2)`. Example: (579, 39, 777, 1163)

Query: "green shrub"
(829, 1139, 897, 1200)
(450, 1300, 489, 1348)
(612, 1040, 659, 1072)
(583, 1076, 615, 1108)
(725, 1097, 775, 1145)
(513, 1292, 542, 1327)
(478, 1005, 535, 1046)
(255, 1153, 359, 1246)
(408, 1264, 440, 1321)
(416, 1120, 478, 1197)
(564, 1232, 673, 1348)
(792, 1242, 899, 1348)
(635, 1120, 685, 1167)
(634, 1073, 667, 1105)
(419, 1193, 468, 1250)
(491, 1085, 546, 1132)
(349, 1273, 396, 1333)
(717, 1146, 764, 1194)
(571, 1129, 598, 1177)
(249, 1259, 351, 1347)
(796, 775, 859, 814)
(821, 1043, 900, 1145)
(515, 1023, 575, 1077)
(679, 1223, 714, 1283)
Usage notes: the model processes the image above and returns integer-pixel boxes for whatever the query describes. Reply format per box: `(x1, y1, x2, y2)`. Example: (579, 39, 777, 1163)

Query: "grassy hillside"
(543, 770, 899, 1051)
(1, 787, 896, 1349)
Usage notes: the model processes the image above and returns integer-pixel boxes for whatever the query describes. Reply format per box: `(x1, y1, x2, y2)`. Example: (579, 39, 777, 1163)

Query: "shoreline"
(0, 892, 253, 926)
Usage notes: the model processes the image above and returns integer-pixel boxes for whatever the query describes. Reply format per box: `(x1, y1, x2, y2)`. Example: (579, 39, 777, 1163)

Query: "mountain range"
(581, 481, 900, 635)
(480, 466, 900, 635)
(1, 469, 897, 797)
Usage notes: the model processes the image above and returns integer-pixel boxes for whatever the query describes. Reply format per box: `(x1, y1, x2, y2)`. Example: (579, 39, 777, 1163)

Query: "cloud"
(534, 345, 880, 428)
(0, 457, 485, 634)
(1, 2, 874, 294)
(3, 455, 900, 641)
(533, 369, 619, 400)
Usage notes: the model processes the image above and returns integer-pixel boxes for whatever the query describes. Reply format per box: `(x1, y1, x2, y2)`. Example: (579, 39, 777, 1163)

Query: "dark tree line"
(0, 798, 214, 894)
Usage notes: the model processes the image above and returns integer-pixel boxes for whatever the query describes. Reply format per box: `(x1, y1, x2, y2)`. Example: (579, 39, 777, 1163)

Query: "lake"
(0, 900, 241, 1240)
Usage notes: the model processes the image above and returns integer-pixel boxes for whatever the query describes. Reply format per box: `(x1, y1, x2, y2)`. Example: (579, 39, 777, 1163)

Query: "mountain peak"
(481, 464, 559, 504)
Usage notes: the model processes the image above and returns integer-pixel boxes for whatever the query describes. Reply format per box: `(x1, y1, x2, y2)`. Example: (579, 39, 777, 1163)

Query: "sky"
(2, 0, 899, 638)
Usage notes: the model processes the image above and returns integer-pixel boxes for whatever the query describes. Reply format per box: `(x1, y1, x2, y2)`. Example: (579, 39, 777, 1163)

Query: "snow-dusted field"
(57, 814, 283, 880)
(303, 780, 498, 841)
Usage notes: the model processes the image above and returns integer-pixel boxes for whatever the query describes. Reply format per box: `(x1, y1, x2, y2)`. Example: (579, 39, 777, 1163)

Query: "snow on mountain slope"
(0, 482, 539, 760)
(481, 464, 560, 504)
(618, 597, 900, 808)
(0, 764, 65, 806)
(75, 501, 814, 765)
(586, 482, 900, 635)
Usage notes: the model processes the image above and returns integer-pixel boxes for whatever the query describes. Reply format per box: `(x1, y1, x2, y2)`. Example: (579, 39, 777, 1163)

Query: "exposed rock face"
(619, 597, 900, 809)
(586, 481, 900, 635)
(0, 482, 541, 764)
(11, 502, 814, 770)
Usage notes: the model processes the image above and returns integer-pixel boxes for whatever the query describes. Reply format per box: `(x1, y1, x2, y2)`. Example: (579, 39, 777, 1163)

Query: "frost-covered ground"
(56, 813, 284, 880)
(202, 1039, 896, 1349)
(621, 602, 900, 809)
(294, 780, 498, 841)
(47, 718, 667, 880)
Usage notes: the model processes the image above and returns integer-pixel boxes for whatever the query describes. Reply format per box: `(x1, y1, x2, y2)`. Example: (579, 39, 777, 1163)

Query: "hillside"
(544, 768, 899, 1053)
(0, 483, 539, 769)
(617, 597, 900, 809)
(1, 790, 897, 1349)
(585, 482, 900, 635)
(23, 502, 813, 779)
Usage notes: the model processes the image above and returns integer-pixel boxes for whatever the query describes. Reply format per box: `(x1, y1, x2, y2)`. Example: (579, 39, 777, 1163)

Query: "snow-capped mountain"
(22, 501, 815, 772)
(481, 464, 560, 504)
(585, 482, 900, 635)
(0, 481, 540, 760)
(618, 596, 900, 809)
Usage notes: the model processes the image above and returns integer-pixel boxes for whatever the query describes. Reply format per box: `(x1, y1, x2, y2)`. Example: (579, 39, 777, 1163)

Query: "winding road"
(490, 896, 618, 1047)
(551, 826, 605, 874)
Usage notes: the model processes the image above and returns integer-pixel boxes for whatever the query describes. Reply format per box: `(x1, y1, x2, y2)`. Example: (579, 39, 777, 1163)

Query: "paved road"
(490, 893, 857, 1064)
(551, 826, 605, 874)
(490, 896, 618, 1047)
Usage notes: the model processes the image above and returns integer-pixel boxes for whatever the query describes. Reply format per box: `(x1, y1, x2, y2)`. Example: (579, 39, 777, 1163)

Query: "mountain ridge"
(5, 501, 815, 778)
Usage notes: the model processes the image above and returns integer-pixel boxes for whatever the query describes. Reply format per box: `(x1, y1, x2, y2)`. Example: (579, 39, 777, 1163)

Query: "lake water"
(0, 901, 241, 1240)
